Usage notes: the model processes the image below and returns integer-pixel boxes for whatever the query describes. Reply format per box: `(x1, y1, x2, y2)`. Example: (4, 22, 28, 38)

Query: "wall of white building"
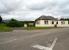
(35, 20, 69, 27)
(57, 21, 69, 27)
(35, 20, 57, 27)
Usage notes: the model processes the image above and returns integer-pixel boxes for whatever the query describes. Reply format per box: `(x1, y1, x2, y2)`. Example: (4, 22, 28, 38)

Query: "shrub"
(7, 19, 24, 27)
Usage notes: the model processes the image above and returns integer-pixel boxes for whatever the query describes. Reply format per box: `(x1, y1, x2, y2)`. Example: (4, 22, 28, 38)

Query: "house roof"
(36, 15, 58, 20)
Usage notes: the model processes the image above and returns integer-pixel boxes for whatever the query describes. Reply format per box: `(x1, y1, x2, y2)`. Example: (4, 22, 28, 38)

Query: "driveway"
(0, 28, 69, 50)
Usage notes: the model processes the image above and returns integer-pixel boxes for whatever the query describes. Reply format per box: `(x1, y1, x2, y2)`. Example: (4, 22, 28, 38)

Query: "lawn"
(0, 24, 12, 32)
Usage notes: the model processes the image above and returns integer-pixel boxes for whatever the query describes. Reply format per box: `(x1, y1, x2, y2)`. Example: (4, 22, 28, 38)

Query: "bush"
(7, 19, 24, 27)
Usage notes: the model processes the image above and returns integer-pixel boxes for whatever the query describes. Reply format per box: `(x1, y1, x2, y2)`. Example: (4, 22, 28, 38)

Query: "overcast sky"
(0, 0, 69, 20)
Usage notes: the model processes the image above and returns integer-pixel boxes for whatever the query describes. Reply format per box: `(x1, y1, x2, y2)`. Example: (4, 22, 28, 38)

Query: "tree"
(0, 16, 2, 23)
(7, 19, 24, 27)
(60, 18, 69, 21)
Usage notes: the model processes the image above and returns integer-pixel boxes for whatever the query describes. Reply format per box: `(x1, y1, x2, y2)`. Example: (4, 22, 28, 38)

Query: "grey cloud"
(43, 0, 69, 17)
(12, 0, 69, 18)
(13, 0, 69, 18)
(1, 0, 69, 20)
(0, 0, 21, 14)
(27, 2, 46, 10)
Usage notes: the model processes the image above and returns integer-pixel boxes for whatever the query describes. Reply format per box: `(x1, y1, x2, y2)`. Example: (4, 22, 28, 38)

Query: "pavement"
(0, 28, 69, 50)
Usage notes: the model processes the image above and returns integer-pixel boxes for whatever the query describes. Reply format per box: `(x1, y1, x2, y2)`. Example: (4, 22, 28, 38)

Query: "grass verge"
(23, 27, 57, 30)
(0, 24, 12, 32)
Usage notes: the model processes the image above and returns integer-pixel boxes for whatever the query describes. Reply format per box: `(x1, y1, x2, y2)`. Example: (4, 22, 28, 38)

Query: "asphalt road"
(0, 28, 69, 50)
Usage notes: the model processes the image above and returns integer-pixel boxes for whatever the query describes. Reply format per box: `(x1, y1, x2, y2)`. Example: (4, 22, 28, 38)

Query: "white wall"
(35, 20, 69, 27)
(35, 20, 57, 27)
(57, 21, 69, 27)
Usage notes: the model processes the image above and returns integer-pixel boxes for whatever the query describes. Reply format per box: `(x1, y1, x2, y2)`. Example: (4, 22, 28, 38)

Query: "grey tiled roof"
(36, 15, 58, 20)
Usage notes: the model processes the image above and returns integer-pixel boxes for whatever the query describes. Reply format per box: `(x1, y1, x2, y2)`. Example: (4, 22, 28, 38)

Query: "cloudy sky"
(0, 0, 69, 20)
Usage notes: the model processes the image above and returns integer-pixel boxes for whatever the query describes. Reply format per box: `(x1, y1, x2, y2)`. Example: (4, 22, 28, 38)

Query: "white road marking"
(50, 38, 58, 49)
(32, 38, 58, 50)
(32, 44, 51, 50)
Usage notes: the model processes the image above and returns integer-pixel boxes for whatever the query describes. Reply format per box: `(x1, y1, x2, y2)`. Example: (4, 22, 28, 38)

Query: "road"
(0, 28, 69, 50)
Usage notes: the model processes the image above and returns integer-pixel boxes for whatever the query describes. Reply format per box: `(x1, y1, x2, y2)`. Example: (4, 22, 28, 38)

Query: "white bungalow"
(35, 15, 69, 27)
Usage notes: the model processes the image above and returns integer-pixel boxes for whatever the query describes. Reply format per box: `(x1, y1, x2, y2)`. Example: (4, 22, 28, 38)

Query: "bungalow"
(35, 15, 58, 27)
(23, 15, 69, 27)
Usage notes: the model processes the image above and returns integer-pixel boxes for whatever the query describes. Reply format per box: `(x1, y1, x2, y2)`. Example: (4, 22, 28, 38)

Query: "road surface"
(0, 28, 69, 50)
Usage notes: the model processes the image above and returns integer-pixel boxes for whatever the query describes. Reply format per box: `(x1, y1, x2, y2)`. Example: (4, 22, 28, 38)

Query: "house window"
(44, 20, 48, 24)
(56, 21, 58, 24)
(52, 21, 54, 24)
(36, 21, 40, 24)
(61, 21, 65, 24)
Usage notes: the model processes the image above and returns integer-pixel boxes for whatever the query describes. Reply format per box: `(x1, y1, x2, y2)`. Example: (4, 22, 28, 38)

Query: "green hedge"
(6, 19, 24, 27)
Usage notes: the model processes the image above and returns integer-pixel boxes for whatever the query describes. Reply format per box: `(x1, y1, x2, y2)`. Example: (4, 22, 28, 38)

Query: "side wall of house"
(35, 20, 69, 27)
(57, 21, 69, 27)
(35, 20, 57, 27)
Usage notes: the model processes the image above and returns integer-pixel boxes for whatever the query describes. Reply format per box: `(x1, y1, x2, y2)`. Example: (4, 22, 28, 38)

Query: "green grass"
(24, 27, 56, 30)
(0, 24, 12, 32)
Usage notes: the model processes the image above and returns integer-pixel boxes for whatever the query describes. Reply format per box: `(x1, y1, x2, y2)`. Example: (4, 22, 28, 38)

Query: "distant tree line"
(0, 16, 34, 27)
(60, 18, 69, 21)
(0, 16, 24, 27)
